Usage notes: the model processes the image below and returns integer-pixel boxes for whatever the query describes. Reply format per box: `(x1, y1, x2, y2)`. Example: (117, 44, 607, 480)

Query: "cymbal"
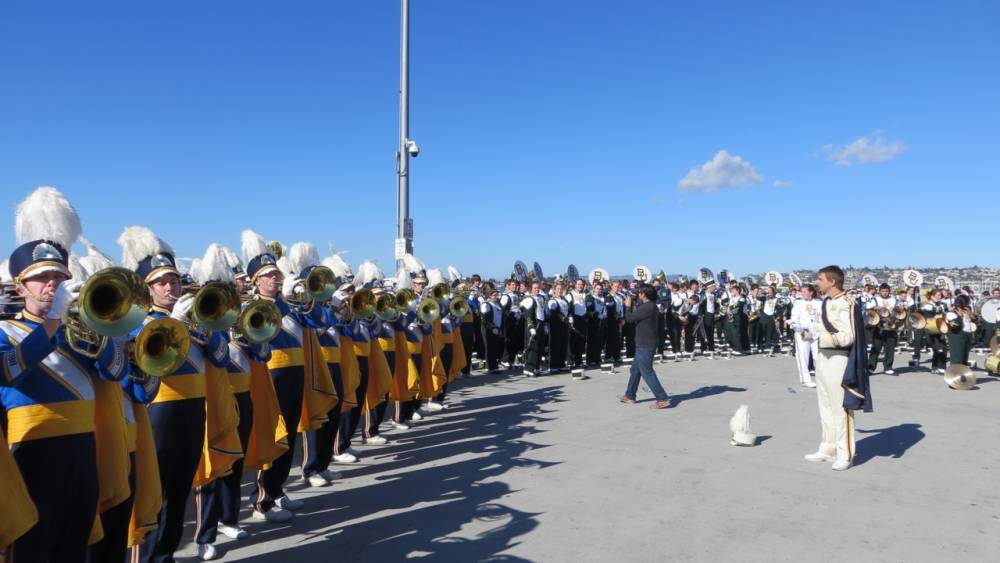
(944, 364, 976, 390)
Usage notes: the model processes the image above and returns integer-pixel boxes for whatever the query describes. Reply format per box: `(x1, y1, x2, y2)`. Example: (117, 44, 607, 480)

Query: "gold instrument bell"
(395, 288, 417, 313)
(233, 299, 282, 344)
(64, 267, 151, 358)
(943, 364, 976, 391)
(375, 292, 399, 322)
(449, 296, 470, 318)
(191, 281, 241, 332)
(132, 316, 190, 377)
(431, 282, 452, 303)
(908, 312, 947, 335)
(865, 309, 881, 327)
(351, 288, 376, 320)
(417, 298, 440, 325)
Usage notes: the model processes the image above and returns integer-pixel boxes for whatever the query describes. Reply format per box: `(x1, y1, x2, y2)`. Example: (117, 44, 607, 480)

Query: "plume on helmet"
(241, 229, 269, 264)
(193, 243, 235, 284)
(288, 242, 320, 278)
(118, 226, 173, 271)
(77, 237, 116, 278)
(355, 259, 384, 288)
(426, 268, 445, 287)
(15, 186, 83, 249)
(447, 265, 462, 283)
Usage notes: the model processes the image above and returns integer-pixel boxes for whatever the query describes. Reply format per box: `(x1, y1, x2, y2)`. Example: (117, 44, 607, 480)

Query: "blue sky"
(2, 1, 997, 279)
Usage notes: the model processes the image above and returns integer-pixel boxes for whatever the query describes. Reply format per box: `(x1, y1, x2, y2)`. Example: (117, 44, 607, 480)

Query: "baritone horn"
(64, 267, 152, 357)
(132, 317, 190, 377)
(233, 299, 282, 344)
(449, 296, 470, 318)
(395, 288, 417, 313)
(431, 282, 452, 303)
(352, 288, 376, 320)
(417, 298, 441, 325)
(375, 292, 400, 322)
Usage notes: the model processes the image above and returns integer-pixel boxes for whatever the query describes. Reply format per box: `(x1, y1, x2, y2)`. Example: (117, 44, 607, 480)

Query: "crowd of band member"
(2, 187, 998, 562)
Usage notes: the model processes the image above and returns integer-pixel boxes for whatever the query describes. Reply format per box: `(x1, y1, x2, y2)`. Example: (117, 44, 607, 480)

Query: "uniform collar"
(151, 304, 172, 315)
(15, 310, 46, 324)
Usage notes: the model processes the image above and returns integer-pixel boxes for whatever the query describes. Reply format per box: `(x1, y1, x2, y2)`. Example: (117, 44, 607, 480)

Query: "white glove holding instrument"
(169, 293, 195, 322)
(47, 280, 83, 320)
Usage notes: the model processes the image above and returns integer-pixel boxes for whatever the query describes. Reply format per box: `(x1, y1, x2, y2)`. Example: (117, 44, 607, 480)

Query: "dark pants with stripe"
(302, 362, 344, 476)
(394, 352, 421, 423)
(142, 398, 206, 563)
(365, 351, 393, 438)
(196, 391, 253, 545)
(335, 356, 369, 454)
(570, 315, 587, 366)
(88, 451, 136, 563)
(253, 366, 303, 512)
(10, 432, 97, 563)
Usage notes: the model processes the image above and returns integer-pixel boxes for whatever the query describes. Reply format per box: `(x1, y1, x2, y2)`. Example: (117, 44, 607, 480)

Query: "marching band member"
(586, 281, 607, 366)
(2, 188, 131, 563)
(242, 233, 333, 522)
(118, 226, 231, 563)
(666, 282, 685, 354)
(789, 284, 819, 387)
(920, 288, 949, 374)
(500, 279, 523, 368)
(521, 281, 547, 377)
(652, 278, 670, 356)
(946, 295, 975, 368)
(867, 283, 899, 375)
(747, 285, 763, 352)
(546, 282, 570, 373)
(568, 278, 590, 368)
(480, 285, 504, 372)
(760, 286, 780, 355)
(470, 274, 486, 365)
(605, 281, 625, 364)
(701, 280, 718, 353)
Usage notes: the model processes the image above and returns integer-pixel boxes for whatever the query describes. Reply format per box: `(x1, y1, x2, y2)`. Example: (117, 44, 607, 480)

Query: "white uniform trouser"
(793, 333, 817, 384)
(815, 349, 856, 462)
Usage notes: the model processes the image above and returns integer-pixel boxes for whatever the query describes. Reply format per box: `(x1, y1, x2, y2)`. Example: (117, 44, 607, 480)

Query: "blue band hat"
(8, 239, 72, 282)
(246, 252, 279, 282)
(136, 252, 180, 283)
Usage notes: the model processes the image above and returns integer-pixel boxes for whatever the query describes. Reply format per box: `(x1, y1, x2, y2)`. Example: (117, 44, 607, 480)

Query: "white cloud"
(677, 150, 763, 193)
(773, 179, 794, 188)
(824, 131, 906, 166)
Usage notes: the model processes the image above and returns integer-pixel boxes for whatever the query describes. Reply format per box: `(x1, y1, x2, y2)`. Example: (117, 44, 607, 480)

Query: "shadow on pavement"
(231, 384, 563, 562)
(666, 385, 747, 408)
(853, 423, 925, 465)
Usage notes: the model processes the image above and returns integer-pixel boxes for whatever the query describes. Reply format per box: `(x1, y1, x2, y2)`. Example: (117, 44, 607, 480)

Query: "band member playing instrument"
(747, 285, 763, 352)
(546, 282, 570, 373)
(789, 284, 819, 387)
(760, 286, 780, 354)
(866, 283, 899, 375)
(920, 288, 949, 373)
(604, 281, 625, 363)
(666, 282, 684, 354)
(701, 280, 717, 353)
(946, 295, 975, 368)
(500, 280, 523, 368)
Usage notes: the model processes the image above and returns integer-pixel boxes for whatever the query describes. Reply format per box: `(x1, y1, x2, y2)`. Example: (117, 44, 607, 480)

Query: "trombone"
(375, 292, 400, 322)
(351, 288, 376, 321)
(430, 282, 452, 303)
(232, 298, 282, 344)
(131, 316, 190, 377)
(449, 297, 470, 318)
(63, 267, 151, 358)
(395, 288, 417, 313)
(284, 265, 338, 310)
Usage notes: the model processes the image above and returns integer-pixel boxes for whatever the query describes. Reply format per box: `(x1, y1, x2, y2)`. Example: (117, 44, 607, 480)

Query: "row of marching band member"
(0, 187, 472, 562)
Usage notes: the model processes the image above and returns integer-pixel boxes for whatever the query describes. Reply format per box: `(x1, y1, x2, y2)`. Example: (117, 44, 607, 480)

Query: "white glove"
(170, 293, 195, 321)
(282, 276, 300, 298)
(47, 280, 83, 320)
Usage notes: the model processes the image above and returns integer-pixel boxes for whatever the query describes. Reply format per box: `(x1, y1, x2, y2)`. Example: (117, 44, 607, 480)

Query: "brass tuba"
(131, 316, 190, 377)
(233, 298, 282, 344)
(64, 267, 151, 357)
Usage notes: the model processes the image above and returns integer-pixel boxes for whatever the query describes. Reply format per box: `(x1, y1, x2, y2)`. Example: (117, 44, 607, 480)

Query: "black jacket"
(625, 301, 658, 349)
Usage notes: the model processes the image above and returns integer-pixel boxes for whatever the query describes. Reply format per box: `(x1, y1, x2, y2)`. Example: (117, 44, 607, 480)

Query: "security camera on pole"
(395, 0, 419, 272)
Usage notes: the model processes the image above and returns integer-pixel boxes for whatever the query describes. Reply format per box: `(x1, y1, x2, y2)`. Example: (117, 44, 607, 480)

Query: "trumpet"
(131, 316, 190, 377)
(64, 267, 151, 358)
(232, 298, 282, 344)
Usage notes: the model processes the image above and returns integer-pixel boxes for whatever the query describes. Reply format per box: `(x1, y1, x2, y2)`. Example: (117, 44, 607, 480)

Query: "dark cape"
(821, 296, 874, 413)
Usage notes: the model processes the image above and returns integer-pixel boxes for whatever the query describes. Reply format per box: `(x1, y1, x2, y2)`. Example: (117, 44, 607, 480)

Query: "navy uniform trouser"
(142, 397, 206, 563)
(928, 334, 948, 370)
(335, 356, 369, 455)
(436, 344, 453, 401)
(365, 351, 393, 438)
(570, 315, 587, 366)
(10, 432, 97, 563)
(460, 323, 475, 374)
(253, 366, 303, 512)
(302, 362, 344, 476)
(196, 391, 253, 545)
(548, 319, 568, 369)
(868, 329, 898, 371)
(394, 352, 421, 423)
(88, 451, 136, 563)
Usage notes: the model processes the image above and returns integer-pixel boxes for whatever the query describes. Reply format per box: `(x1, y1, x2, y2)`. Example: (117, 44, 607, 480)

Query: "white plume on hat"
(0, 260, 11, 283)
(729, 405, 757, 447)
(394, 268, 413, 290)
(447, 265, 462, 283)
(276, 256, 294, 278)
(322, 244, 352, 280)
(192, 243, 235, 284)
(77, 237, 116, 278)
(67, 254, 87, 280)
(426, 268, 445, 287)
(220, 245, 241, 272)
(241, 229, 269, 264)
(288, 242, 320, 278)
(117, 226, 173, 271)
(355, 259, 384, 288)
(15, 186, 82, 249)
(400, 254, 424, 274)
(183, 258, 198, 277)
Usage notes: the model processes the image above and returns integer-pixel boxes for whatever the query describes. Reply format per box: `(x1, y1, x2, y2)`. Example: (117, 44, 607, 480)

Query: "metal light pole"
(395, 0, 415, 271)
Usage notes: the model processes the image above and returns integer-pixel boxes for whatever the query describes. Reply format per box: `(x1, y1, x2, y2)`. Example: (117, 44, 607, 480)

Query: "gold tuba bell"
(64, 267, 151, 357)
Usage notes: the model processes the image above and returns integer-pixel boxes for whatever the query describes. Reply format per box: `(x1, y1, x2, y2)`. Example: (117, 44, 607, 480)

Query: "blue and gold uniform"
(302, 317, 347, 478)
(335, 316, 373, 456)
(2, 238, 129, 563)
